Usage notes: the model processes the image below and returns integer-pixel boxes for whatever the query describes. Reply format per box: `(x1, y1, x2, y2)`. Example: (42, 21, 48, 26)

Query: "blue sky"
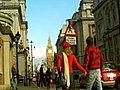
(26, 0, 81, 58)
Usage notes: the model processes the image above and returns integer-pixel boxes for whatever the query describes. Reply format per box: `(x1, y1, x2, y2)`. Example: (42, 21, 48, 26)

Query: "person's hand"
(84, 71, 87, 76)
(59, 67, 62, 72)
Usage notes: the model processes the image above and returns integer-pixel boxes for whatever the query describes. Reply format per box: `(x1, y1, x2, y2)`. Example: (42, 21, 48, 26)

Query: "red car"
(101, 61, 120, 87)
(79, 61, 120, 88)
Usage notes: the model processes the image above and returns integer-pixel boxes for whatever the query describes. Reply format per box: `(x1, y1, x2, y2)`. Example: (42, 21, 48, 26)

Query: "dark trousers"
(46, 78, 50, 88)
(62, 74, 75, 90)
(38, 76, 46, 87)
(70, 74, 75, 90)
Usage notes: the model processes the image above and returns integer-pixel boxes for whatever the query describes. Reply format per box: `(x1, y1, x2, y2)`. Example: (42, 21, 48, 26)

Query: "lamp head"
(15, 32, 21, 43)
(30, 41, 33, 44)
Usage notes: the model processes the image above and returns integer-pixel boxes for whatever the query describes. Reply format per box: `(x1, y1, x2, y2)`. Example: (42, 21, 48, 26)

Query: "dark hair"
(86, 36, 94, 45)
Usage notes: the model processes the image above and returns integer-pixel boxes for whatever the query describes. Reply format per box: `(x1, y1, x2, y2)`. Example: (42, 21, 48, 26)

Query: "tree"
(34, 63, 40, 76)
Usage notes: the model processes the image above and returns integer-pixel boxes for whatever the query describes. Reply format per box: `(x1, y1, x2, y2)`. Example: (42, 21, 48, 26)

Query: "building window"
(111, 3, 117, 26)
(109, 37, 113, 61)
(105, 7, 111, 28)
(97, 24, 102, 40)
(114, 35, 120, 63)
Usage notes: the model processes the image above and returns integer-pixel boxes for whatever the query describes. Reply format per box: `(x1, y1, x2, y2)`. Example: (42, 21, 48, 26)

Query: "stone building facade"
(0, 0, 30, 89)
(92, 0, 120, 65)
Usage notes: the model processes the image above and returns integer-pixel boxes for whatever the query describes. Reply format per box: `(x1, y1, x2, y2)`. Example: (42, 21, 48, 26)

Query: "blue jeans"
(86, 69, 103, 90)
(11, 78, 17, 90)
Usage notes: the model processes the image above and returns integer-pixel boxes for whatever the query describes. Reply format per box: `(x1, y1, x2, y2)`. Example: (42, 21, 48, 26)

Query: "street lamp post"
(30, 41, 33, 77)
(14, 31, 21, 83)
(24, 52, 28, 86)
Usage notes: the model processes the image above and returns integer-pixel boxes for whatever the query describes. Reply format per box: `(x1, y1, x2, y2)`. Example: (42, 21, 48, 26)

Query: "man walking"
(84, 37, 104, 90)
(38, 64, 46, 88)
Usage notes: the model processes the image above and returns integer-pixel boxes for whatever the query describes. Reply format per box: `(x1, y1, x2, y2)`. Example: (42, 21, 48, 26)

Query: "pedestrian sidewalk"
(17, 82, 56, 90)
(17, 82, 36, 90)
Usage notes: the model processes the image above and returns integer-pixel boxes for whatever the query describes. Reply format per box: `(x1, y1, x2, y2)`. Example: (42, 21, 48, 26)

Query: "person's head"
(62, 41, 73, 56)
(47, 67, 50, 71)
(41, 64, 43, 67)
(86, 36, 94, 45)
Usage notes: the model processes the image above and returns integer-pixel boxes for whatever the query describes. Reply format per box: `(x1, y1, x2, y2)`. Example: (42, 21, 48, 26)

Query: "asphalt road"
(17, 82, 117, 90)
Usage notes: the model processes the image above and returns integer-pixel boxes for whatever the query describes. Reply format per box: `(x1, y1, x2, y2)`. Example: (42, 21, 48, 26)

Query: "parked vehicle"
(101, 61, 120, 87)
(79, 61, 120, 88)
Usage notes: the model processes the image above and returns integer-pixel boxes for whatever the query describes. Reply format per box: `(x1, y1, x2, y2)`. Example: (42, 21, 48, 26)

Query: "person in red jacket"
(84, 37, 104, 90)
(57, 41, 87, 90)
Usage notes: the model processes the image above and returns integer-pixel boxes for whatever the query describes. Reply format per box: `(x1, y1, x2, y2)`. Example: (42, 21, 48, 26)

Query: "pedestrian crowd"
(35, 36, 104, 90)
(10, 36, 104, 90)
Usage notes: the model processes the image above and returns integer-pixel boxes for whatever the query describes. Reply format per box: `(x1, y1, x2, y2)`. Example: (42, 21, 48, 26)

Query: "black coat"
(46, 69, 51, 80)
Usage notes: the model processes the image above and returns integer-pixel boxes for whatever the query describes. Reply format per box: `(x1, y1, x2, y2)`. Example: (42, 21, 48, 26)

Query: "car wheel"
(116, 81, 120, 90)
(115, 77, 120, 90)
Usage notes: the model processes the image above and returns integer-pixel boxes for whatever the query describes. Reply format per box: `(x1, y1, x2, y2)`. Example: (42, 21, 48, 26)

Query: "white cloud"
(33, 46, 56, 58)
(33, 47, 46, 58)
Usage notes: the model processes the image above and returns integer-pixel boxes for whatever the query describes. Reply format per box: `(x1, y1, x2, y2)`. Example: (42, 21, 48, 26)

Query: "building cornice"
(79, 17, 94, 21)
(0, 4, 23, 23)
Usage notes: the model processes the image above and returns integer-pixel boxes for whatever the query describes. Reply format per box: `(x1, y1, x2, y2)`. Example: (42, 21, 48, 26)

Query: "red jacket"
(57, 53, 86, 74)
(84, 45, 104, 70)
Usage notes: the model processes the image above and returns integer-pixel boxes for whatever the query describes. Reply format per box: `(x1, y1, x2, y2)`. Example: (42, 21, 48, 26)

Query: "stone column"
(3, 35, 11, 89)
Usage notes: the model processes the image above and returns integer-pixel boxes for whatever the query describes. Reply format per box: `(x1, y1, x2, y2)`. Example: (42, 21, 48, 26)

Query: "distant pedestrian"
(54, 68, 58, 84)
(36, 71, 39, 86)
(46, 67, 52, 89)
(57, 41, 87, 90)
(84, 37, 104, 90)
(11, 64, 17, 90)
(38, 64, 46, 88)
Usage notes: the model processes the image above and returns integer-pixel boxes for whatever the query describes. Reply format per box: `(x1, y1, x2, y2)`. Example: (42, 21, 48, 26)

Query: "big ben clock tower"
(46, 37, 54, 69)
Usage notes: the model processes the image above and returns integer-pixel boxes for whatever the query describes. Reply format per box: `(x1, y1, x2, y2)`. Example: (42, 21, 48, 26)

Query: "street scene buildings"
(0, 0, 120, 90)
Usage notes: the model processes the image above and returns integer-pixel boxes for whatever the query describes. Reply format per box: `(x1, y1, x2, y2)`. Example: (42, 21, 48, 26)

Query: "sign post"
(65, 20, 77, 45)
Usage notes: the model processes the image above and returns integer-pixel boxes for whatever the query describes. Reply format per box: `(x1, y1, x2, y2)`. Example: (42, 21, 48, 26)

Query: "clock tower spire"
(46, 36, 54, 69)
(47, 36, 52, 48)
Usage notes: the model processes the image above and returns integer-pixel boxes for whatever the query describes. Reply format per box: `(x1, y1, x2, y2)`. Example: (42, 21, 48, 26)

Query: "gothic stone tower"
(46, 37, 54, 70)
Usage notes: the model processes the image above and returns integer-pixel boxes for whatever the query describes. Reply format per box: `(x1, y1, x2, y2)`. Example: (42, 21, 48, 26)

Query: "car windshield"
(102, 63, 117, 70)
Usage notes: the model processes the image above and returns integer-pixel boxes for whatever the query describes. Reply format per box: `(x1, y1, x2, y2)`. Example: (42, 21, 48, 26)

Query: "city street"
(17, 82, 117, 90)
(18, 82, 56, 90)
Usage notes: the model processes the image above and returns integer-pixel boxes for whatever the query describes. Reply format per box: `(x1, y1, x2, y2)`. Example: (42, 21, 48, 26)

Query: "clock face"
(48, 49, 52, 53)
